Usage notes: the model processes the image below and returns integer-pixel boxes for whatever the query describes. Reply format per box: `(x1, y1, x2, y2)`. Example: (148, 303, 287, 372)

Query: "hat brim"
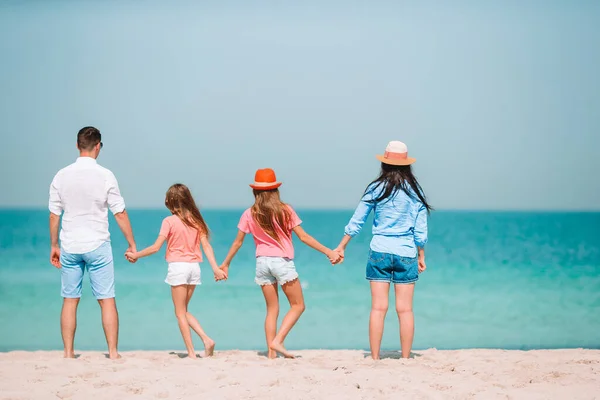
(249, 182, 282, 190)
(376, 155, 416, 166)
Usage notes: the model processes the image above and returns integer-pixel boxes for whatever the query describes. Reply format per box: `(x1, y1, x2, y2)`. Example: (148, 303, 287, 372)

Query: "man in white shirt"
(49, 126, 136, 359)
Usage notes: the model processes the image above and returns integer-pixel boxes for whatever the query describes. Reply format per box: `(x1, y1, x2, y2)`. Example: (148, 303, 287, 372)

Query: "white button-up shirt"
(49, 157, 126, 254)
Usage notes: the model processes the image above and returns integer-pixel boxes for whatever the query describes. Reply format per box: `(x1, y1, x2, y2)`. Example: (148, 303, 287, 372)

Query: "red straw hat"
(250, 168, 282, 190)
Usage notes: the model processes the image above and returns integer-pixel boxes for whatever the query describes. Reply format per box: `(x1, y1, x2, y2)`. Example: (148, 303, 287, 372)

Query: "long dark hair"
(252, 189, 292, 244)
(365, 163, 433, 213)
(165, 183, 210, 239)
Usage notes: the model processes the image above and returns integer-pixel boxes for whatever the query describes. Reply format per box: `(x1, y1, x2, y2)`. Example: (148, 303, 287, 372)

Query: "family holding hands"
(50, 127, 430, 362)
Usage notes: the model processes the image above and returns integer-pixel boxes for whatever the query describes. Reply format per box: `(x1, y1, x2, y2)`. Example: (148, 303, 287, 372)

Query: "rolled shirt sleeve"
(48, 174, 63, 216)
(344, 188, 375, 237)
(414, 203, 428, 247)
(106, 172, 126, 214)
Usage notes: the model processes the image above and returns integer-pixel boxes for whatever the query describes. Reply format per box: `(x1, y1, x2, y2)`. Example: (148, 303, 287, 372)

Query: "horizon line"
(1, 207, 599, 213)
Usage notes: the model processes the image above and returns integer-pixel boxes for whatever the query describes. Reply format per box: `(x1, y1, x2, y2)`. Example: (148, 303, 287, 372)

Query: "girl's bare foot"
(204, 339, 215, 357)
(108, 352, 122, 360)
(267, 349, 277, 359)
(270, 341, 295, 359)
(188, 352, 198, 359)
(63, 352, 76, 359)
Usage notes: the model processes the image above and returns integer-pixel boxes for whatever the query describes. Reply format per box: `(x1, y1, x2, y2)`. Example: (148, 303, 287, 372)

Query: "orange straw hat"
(250, 168, 282, 190)
(376, 141, 416, 166)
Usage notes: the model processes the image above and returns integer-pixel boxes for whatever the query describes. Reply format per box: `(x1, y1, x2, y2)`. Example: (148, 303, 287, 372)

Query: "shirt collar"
(76, 156, 98, 164)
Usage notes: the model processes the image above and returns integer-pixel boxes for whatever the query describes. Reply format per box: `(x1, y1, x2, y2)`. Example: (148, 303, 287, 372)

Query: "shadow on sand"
(362, 351, 423, 360)
(256, 351, 302, 359)
(168, 352, 202, 359)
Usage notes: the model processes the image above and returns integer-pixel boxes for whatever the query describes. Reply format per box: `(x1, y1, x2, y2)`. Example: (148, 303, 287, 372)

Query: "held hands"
(219, 264, 229, 278)
(333, 247, 345, 263)
(327, 249, 344, 265)
(327, 246, 346, 265)
(213, 266, 227, 282)
(125, 249, 138, 263)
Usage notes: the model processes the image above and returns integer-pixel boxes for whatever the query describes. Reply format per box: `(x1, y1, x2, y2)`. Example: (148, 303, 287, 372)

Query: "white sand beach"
(1, 349, 599, 399)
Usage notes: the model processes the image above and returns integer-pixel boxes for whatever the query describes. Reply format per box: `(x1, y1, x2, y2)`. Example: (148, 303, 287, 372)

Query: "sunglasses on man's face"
(100, 142, 103, 149)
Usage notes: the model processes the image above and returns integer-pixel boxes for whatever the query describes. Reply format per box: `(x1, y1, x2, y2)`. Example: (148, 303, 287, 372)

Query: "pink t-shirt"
(159, 215, 203, 263)
(238, 205, 302, 259)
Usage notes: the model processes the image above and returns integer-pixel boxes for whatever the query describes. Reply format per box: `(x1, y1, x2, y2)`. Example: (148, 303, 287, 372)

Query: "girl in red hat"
(220, 168, 341, 358)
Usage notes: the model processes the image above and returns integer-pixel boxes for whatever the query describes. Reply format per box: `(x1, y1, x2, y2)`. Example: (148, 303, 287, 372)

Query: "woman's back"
(369, 184, 425, 237)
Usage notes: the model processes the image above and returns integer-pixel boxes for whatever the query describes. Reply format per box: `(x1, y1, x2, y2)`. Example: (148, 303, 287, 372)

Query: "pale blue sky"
(1, 0, 599, 210)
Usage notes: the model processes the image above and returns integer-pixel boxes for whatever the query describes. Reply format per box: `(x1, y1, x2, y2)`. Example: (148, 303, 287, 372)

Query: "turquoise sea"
(0, 210, 599, 352)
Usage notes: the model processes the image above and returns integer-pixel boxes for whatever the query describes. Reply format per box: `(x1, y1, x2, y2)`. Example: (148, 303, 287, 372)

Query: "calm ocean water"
(0, 209, 599, 352)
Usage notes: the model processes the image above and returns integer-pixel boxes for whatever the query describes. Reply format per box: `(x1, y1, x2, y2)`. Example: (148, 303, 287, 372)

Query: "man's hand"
(125, 251, 139, 263)
(50, 246, 61, 268)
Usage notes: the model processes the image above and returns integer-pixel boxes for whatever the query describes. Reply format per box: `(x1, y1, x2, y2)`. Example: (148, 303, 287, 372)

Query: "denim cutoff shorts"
(366, 249, 418, 284)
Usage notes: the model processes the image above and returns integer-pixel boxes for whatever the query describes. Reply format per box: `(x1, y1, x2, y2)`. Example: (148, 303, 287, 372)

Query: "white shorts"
(255, 257, 299, 286)
(165, 262, 201, 286)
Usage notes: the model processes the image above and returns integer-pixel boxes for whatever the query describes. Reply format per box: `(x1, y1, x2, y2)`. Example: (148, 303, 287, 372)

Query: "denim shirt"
(344, 183, 428, 258)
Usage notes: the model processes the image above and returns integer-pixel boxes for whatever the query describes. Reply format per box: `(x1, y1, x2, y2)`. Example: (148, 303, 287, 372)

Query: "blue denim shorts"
(366, 250, 418, 284)
(60, 242, 115, 299)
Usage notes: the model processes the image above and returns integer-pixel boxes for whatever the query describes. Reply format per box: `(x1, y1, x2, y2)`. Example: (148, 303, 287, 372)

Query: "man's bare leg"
(98, 298, 120, 359)
(61, 298, 80, 358)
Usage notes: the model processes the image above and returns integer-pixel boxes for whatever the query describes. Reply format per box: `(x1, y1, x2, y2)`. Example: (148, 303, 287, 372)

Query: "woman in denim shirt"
(335, 141, 432, 359)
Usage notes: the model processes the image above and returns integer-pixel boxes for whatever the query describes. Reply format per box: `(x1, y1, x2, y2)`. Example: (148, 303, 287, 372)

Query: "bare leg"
(184, 285, 215, 357)
(270, 279, 305, 359)
(171, 285, 197, 359)
(61, 298, 80, 358)
(97, 298, 120, 359)
(261, 283, 279, 359)
(395, 283, 415, 359)
(369, 282, 390, 360)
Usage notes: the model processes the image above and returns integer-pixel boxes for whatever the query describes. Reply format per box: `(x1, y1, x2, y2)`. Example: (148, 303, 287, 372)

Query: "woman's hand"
(333, 246, 345, 263)
(418, 258, 426, 273)
(326, 250, 343, 265)
(417, 247, 426, 273)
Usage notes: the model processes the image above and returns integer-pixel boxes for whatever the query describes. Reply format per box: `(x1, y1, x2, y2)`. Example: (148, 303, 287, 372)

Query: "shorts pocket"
(368, 250, 386, 263)
(392, 256, 418, 283)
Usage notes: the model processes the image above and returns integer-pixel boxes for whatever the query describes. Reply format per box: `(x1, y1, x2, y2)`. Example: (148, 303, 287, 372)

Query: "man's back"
(49, 157, 125, 254)
(49, 126, 134, 360)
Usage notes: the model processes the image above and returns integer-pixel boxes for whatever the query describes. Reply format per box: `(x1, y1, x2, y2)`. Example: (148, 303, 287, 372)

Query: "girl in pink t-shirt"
(220, 168, 341, 359)
(126, 184, 226, 359)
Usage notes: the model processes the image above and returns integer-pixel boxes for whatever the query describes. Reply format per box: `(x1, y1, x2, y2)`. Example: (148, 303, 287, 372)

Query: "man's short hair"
(77, 126, 101, 151)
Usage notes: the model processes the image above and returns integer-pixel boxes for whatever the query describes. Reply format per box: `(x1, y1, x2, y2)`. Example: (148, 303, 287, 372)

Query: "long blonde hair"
(165, 184, 210, 239)
(251, 189, 292, 243)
